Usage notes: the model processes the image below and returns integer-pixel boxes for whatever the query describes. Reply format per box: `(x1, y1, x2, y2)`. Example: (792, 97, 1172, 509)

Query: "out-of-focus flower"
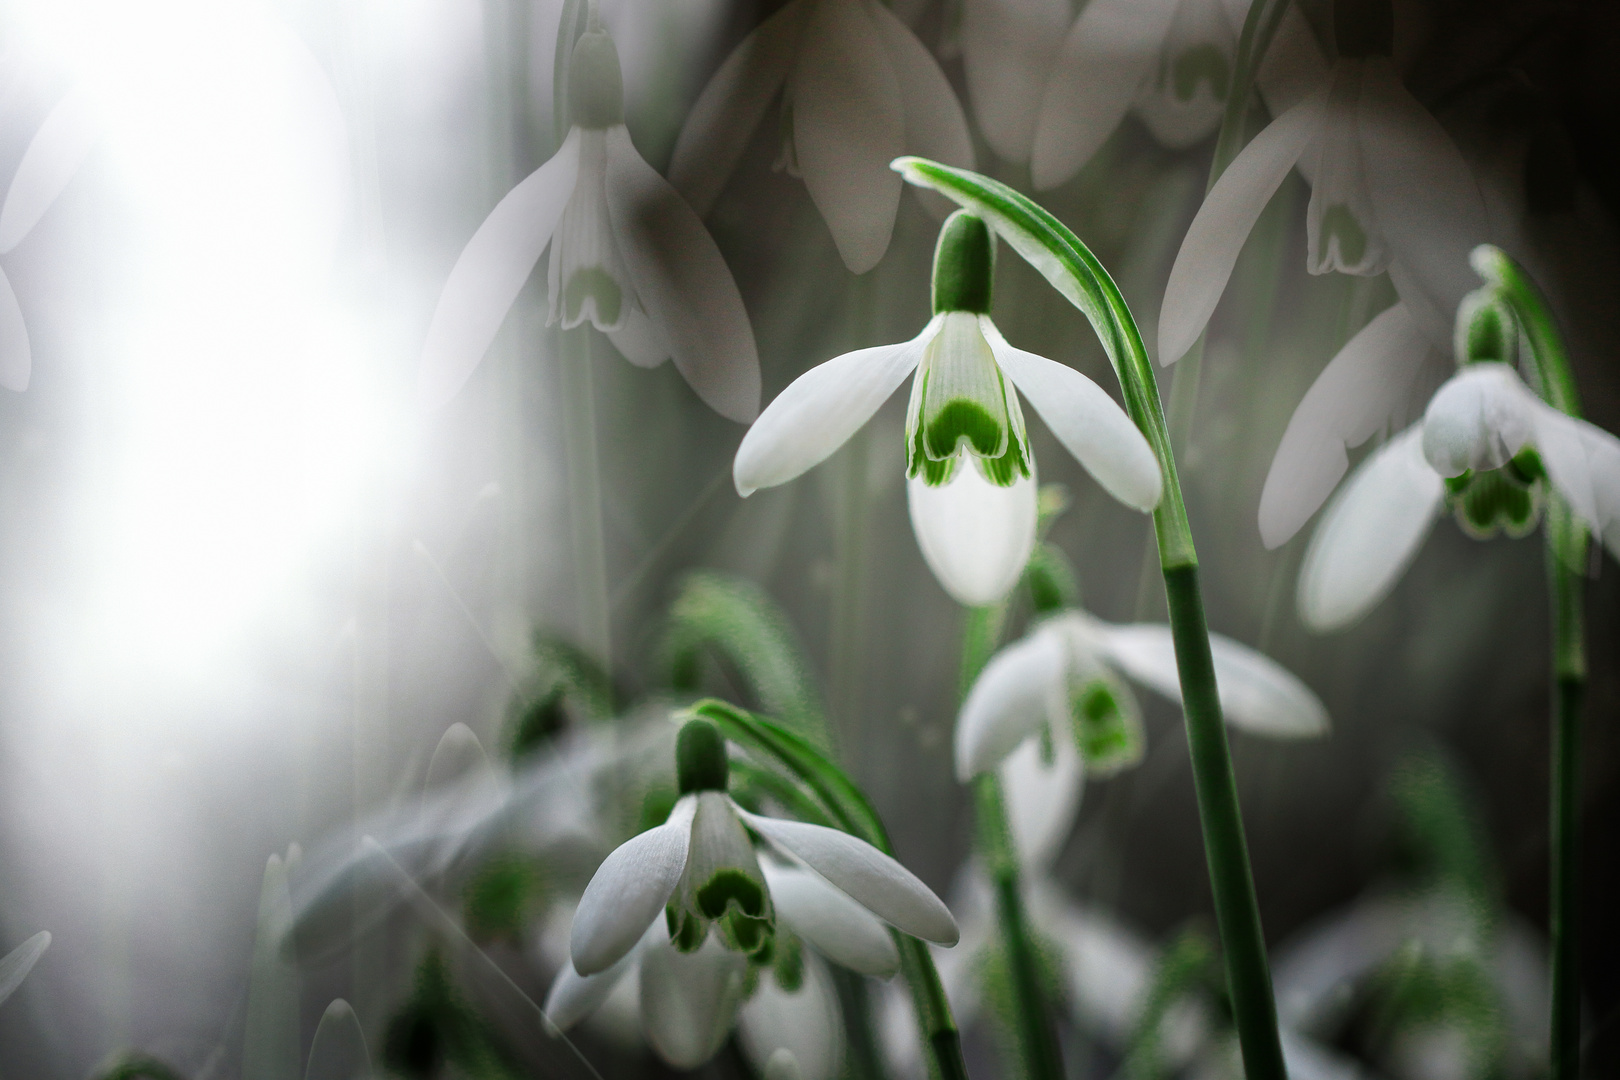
(956, 607, 1329, 785)
(734, 211, 1161, 606)
(1297, 362, 1620, 631)
(419, 23, 760, 421)
(669, 0, 974, 274)
(0, 930, 51, 1009)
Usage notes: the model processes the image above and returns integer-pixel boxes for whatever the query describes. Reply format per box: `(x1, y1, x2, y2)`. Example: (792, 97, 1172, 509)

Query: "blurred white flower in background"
(669, 0, 974, 274)
(420, 21, 760, 421)
(1297, 361, 1620, 630)
(0, 930, 51, 1009)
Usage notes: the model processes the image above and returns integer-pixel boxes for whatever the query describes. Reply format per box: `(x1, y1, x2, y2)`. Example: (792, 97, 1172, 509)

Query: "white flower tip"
(1469, 243, 1507, 283)
(765, 1048, 804, 1080)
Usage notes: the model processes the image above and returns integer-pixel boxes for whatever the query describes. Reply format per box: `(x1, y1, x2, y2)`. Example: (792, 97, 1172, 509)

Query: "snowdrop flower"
(419, 21, 760, 421)
(1298, 358, 1620, 631)
(551, 718, 955, 1066)
(668, 0, 974, 274)
(956, 607, 1329, 784)
(734, 211, 1162, 606)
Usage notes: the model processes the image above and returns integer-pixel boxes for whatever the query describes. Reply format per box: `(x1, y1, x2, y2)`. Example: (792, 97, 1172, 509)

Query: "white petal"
(1030, 0, 1180, 189)
(639, 929, 748, 1070)
(764, 861, 900, 977)
(907, 465, 1038, 607)
(1529, 402, 1620, 558)
(734, 319, 935, 496)
(1259, 302, 1431, 548)
(304, 999, 371, 1080)
(605, 301, 669, 368)
(0, 267, 30, 392)
(1421, 363, 1536, 477)
(735, 807, 959, 945)
(1357, 59, 1489, 347)
(1304, 63, 1387, 277)
(986, 319, 1162, 511)
(738, 952, 844, 1080)
(958, 0, 1071, 165)
(604, 127, 761, 422)
(245, 855, 300, 1080)
(1095, 622, 1330, 737)
(955, 625, 1067, 779)
(870, 0, 975, 219)
(571, 795, 698, 975)
(1158, 85, 1325, 365)
(0, 931, 50, 1007)
(791, 0, 904, 273)
(669, 0, 811, 217)
(998, 716, 1084, 872)
(544, 950, 636, 1030)
(423, 721, 493, 792)
(0, 86, 99, 254)
(1298, 425, 1445, 631)
(419, 130, 582, 410)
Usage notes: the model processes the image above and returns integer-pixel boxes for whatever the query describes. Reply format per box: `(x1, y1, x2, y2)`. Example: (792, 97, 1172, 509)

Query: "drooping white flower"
(420, 24, 760, 421)
(956, 608, 1329, 787)
(668, 0, 974, 274)
(734, 211, 1162, 606)
(1298, 362, 1620, 631)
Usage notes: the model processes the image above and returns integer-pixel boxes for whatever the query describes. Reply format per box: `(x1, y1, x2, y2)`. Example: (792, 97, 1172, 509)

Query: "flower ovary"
(677, 719, 730, 794)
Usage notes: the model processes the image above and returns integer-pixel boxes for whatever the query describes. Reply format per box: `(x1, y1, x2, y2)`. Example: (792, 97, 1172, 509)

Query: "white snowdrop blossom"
(669, 0, 974, 274)
(549, 718, 956, 1070)
(419, 24, 760, 421)
(734, 212, 1162, 606)
(956, 608, 1329, 790)
(1298, 362, 1620, 631)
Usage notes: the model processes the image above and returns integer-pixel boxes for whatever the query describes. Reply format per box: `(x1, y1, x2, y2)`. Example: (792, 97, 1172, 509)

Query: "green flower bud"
(677, 718, 729, 794)
(568, 31, 623, 130)
(1454, 287, 1518, 368)
(932, 211, 995, 315)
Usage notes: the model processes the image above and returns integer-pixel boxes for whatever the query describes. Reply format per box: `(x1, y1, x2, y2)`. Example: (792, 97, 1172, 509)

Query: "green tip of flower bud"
(676, 718, 728, 794)
(932, 210, 995, 315)
(1455, 288, 1517, 367)
(1334, 0, 1393, 58)
(569, 30, 623, 129)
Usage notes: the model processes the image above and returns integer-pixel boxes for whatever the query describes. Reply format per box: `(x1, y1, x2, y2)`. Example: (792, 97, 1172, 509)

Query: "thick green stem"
(560, 327, 611, 669)
(900, 936, 971, 1080)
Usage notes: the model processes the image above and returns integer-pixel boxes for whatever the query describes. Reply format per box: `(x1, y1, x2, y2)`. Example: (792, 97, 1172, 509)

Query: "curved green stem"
(895, 159, 1287, 1080)
(1477, 245, 1587, 1080)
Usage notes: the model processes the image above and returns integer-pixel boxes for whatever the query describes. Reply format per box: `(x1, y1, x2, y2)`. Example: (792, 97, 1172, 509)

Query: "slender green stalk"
(559, 327, 611, 669)
(1478, 245, 1588, 1080)
(895, 159, 1288, 1080)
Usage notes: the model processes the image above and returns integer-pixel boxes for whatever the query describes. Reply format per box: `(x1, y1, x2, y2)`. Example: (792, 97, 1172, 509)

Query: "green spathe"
(932, 211, 995, 315)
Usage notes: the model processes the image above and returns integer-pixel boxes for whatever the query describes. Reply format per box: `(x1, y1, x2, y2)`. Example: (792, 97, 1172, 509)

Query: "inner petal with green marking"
(1067, 666, 1144, 776)
(665, 792, 775, 959)
(905, 313, 1031, 488)
(1447, 466, 1542, 540)
(549, 129, 636, 332)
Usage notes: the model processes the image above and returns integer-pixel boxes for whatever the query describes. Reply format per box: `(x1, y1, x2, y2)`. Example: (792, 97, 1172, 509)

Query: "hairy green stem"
(895, 159, 1288, 1080)
(560, 327, 611, 669)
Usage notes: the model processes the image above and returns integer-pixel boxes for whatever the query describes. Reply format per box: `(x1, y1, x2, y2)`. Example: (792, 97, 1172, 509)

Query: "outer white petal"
(1094, 621, 1329, 737)
(604, 127, 761, 422)
(605, 302, 669, 368)
(958, 0, 1071, 165)
(1528, 401, 1620, 558)
(734, 319, 935, 496)
(1259, 302, 1430, 548)
(571, 795, 697, 976)
(0, 86, 99, 254)
(1030, 0, 1181, 189)
(986, 319, 1162, 511)
(1298, 425, 1445, 631)
(998, 714, 1084, 872)
(1357, 60, 1489, 348)
(955, 625, 1067, 779)
(764, 861, 900, 977)
(1158, 85, 1325, 365)
(0, 267, 30, 392)
(640, 930, 748, 1070)
(419, 130, 581, 410)
(870, 0, 975, 218)
(738, 952, 844, 1080)
(544, 949, 636, 1030)
(304, 999, 371, 1080)
(735, 807, 959, 945)
(0, 931, 50, 1007)
(1421, 363, 1535, 477)
(791, 0, 905, 273)
(669, 0, 812, 217)
(907, 465, 1038, 607)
